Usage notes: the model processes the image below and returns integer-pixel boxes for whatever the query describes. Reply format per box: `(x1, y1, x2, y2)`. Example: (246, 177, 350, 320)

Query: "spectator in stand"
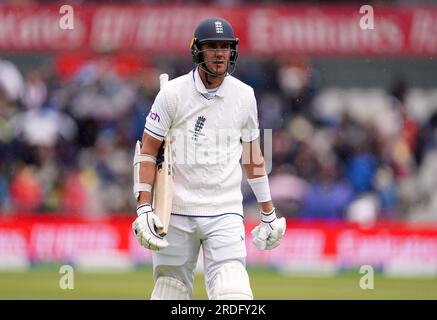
(414, 111, 437, 166)
(277, 57, 321, 123)
(0, 58, 24, 104)
(333, 112, 379, 195)
(374, 165, 399, 219)
(9, 165, 43, 212)
(299, 154, 354, 220)
(386, 76, 418, 180)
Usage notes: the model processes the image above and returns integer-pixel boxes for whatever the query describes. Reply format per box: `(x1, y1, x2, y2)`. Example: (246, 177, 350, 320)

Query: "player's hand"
(251, 208, 286, 250)
(132, 204, 168, 251)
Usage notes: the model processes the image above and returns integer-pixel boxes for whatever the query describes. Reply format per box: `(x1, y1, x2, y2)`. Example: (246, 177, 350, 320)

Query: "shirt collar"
(192, 67, 229, 98)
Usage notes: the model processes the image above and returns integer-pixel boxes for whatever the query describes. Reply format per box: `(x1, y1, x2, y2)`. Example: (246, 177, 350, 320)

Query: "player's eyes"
(204, 44, 230, 50)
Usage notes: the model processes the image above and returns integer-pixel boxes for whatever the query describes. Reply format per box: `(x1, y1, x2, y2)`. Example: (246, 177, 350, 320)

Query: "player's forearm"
(242, 142, 274, 213)
(244, 163, 274, 213)
(243, 161, 266, 179)
(137, 162, 156, 205)
(242, 140, 266, 178)
(243, 161, 273, 213)
(136, 133, 162, 206)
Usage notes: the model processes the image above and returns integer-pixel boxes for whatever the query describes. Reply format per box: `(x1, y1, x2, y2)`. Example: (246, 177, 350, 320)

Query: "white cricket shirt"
(144, 68, 259, 217)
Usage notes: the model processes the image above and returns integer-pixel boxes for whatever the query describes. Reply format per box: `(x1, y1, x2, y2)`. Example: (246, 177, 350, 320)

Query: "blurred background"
(1, 0, 437, 299)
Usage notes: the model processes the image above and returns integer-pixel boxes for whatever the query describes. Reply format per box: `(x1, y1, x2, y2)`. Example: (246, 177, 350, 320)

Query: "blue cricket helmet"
(190, 18, 239, 76)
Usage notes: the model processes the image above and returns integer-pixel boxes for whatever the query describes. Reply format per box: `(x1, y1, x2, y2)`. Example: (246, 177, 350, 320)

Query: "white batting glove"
(251, 208, 286, 250)
(132, 204, 168, 251)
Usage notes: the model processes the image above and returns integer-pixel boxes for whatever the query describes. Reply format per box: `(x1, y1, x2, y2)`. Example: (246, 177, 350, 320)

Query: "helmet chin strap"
(205, 72, 213, 86)
(199, 61, 228, 86)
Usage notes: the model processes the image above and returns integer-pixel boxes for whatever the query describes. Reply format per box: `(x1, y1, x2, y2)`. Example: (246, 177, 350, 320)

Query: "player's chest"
(173, 95, 246, 132)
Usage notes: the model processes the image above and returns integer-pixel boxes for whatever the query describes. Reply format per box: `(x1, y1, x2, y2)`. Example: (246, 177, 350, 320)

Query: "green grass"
(0, 266, 436, 300)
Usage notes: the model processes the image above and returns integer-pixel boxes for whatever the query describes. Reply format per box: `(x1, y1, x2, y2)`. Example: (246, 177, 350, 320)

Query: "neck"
(198, 67, 225, 89)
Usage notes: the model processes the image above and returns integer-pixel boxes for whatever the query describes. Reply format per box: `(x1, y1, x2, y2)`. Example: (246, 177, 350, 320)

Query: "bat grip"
(155, 227, 166, 237)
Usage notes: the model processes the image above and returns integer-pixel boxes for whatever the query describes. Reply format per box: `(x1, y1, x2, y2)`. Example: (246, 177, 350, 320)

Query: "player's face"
(200, 41, 231, 76)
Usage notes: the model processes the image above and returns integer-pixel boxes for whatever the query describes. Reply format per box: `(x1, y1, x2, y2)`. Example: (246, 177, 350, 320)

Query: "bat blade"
(154, 136, 173, 236)
(153, 73, 172, 236)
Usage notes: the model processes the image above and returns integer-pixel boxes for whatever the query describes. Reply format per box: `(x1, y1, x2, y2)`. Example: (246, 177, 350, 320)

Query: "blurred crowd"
(1, 53, 437, 222)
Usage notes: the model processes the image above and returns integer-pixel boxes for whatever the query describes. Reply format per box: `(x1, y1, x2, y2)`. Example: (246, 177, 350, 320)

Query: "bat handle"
(155, 227, 167, 237)
(159, 73, 169, 89)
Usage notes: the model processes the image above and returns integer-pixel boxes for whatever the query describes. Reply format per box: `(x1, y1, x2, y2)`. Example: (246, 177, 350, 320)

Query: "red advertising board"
(0, 4, 437, 56)
(1, 215, 437, 275)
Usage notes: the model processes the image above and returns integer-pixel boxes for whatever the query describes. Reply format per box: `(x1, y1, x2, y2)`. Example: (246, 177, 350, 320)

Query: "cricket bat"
(153, 73, 173, 236)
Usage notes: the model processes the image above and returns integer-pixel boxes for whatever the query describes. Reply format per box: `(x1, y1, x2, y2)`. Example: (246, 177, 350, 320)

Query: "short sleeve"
(241, 90, 260, 142)
(144, 89, 172, 141)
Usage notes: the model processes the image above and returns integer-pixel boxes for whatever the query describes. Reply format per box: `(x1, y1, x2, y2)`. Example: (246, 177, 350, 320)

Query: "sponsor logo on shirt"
(148, 111, 160, 122)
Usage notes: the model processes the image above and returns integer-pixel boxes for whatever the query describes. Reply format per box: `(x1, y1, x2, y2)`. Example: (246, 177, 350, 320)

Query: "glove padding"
(132, 204, 168, 251)
(251, 208, 286, 250)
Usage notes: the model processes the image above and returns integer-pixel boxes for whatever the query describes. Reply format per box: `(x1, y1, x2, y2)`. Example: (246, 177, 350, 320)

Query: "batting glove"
(251, 208, 286, 250)
(132, 204, 168, 251)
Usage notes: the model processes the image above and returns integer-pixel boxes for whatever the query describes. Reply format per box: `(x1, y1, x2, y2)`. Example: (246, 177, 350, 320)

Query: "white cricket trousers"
(152, 213, 248, 299)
